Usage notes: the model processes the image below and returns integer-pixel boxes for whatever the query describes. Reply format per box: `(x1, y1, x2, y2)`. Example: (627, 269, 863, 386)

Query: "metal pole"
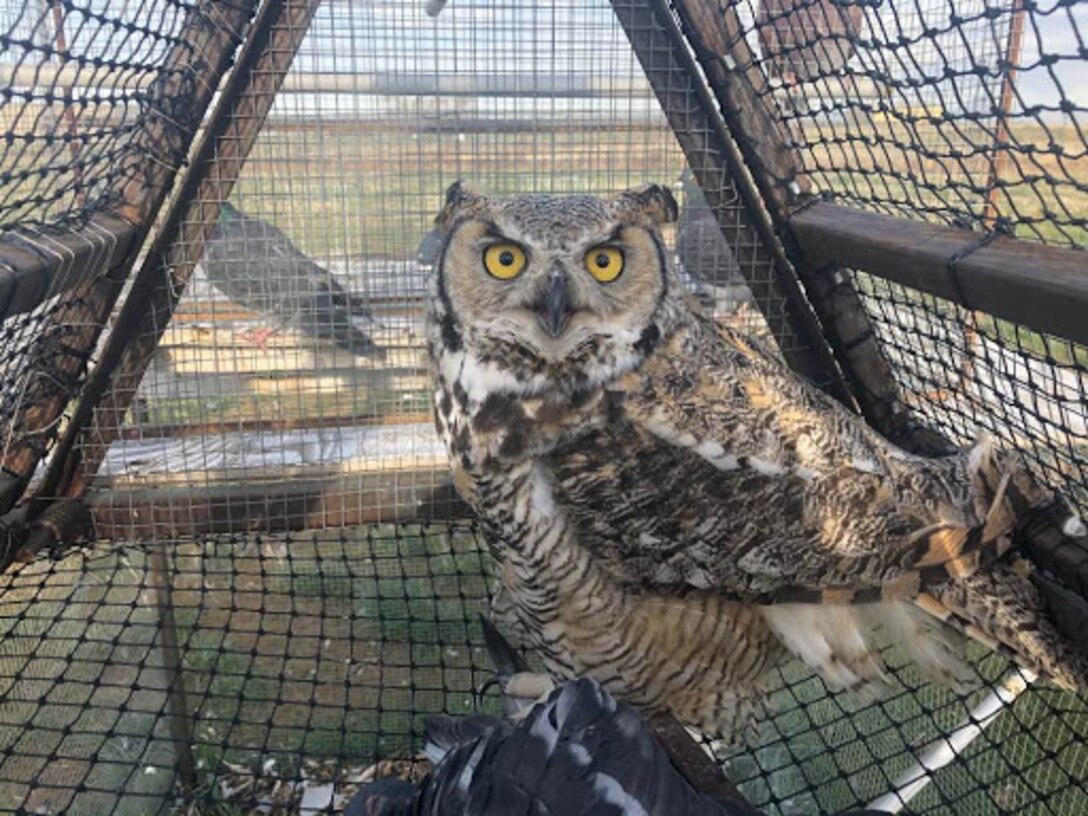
(150, 542, 197, 793)
(867, 669, 1036, 813)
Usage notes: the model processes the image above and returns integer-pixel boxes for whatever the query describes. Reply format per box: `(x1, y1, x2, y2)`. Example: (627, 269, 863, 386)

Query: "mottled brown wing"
(547, 317, 1021, 603)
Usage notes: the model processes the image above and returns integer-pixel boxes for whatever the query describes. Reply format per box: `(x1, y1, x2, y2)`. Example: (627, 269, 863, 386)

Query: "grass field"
(222, 118, 1086, 260)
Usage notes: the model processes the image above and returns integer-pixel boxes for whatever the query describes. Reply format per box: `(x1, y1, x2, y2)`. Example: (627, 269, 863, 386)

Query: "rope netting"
(719, 0, 1088, 511)
(733, 0, 1086, 246)
(2, 529, 1085, 814)
(0, 1, 198, 231)
(0, 1, 1085, 815)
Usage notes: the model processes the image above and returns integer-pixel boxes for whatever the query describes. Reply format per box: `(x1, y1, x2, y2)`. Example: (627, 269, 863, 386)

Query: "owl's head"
(429, 181, 685, 398)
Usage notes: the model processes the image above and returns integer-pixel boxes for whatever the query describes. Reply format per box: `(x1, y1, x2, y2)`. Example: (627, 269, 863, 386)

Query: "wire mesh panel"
(0, 0, 193, 486)
(0, 524, 493, 815)
(86, 0, 806, 537)
(0, 0, 1086, 815)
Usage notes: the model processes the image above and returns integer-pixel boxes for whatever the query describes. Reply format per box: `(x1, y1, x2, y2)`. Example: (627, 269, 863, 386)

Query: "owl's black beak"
(533, 272, 571, 337)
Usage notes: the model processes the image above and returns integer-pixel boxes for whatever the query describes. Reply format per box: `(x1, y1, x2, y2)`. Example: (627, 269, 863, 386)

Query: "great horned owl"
(426, 182, 1086, 738)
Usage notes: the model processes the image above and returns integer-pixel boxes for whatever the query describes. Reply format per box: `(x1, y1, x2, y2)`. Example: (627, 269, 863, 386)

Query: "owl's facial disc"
(434, 186, 678, 386)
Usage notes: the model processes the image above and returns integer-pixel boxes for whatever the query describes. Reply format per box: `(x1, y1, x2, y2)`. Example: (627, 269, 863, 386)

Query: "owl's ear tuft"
(613, 183, 679, 227)
(436, 181, 486, 230)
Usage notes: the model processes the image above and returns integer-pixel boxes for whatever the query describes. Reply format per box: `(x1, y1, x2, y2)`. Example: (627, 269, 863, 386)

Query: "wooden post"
(648, 713, 762, 814)
(35, 0, 325, 512)
(671, 0, 952, 453)
(612, 0, 856, 407)
(48, 2, 85, 206)
(149, 542, 197, 793)
(983, 0, 1027, 227)
(0, 1, 258, 518)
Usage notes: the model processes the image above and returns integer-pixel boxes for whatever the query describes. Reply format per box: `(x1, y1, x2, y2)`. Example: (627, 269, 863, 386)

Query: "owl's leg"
(477, 612, 555, 719)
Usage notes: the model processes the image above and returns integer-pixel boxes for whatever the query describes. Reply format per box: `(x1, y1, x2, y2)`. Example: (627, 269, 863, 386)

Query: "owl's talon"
(503, 672, 556, 720)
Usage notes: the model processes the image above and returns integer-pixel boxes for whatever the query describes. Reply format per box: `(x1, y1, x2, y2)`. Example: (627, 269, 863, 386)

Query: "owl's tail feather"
(917, 560, 1088, 691)
(761, 602, 974, 696)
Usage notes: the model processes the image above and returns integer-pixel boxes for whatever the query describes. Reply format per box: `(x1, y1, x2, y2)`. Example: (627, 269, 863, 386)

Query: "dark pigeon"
(202, 202, 382, 358)
(675, 169, 753, 314)
(416, 226, 448, 268)
(345, 676, 902, 815)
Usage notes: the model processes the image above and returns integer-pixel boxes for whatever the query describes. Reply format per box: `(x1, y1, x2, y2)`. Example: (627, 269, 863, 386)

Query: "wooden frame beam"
(791, 202, 1088, 348)
(0, 214, 137, 320)
(612, 0, 854, 406)
(88, 471, 469, 539)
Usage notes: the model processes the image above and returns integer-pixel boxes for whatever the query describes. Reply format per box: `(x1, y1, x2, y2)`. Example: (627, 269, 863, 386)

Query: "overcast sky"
(1, 0, 1084, 121)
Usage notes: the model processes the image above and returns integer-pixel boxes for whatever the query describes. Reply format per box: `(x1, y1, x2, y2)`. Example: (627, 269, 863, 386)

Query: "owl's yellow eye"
(483, 243, 527, 280)
(584, 245, 624, 283)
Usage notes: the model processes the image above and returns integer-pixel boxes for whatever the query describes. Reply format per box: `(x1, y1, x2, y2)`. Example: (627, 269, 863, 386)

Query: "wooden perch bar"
(89, 470, 469, 539)
(790, 202, 1088, 348)
(0, 213, 136, 319)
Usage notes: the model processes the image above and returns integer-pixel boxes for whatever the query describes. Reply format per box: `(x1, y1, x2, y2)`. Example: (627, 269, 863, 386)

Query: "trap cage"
(0, 0, 1086, 813)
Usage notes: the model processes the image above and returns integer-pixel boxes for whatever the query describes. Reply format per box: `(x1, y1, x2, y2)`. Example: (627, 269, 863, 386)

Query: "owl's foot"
(501, 672, 556, 721)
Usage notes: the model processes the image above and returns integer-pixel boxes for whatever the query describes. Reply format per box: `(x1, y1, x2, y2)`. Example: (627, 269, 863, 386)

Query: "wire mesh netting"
(0, 0, 1086, 815)
(0, 0, 253, 522)
(0, 0, 193, 488)
(0, 525, 496, 815)
(720, 1, 1088, 514)
(717, 0, 1088, 537)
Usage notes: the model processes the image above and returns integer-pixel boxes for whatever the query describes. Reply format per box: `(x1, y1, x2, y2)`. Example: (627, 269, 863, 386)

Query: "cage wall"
(0, 1, 1086, 815)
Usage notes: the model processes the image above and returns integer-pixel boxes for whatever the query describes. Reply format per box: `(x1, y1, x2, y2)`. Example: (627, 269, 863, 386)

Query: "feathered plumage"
(417, 226, 448, 268)
(426, 181, 1086, 739)
(202, 202, 381, 357)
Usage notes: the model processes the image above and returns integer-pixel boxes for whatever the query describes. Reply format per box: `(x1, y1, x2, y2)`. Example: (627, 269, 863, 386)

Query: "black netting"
(3, 531, 1086, 814)
(0, 1, 196, 231)
(0, 1, 1086, 815)
(848, 271, 1088, 517)
(728, 0, 1086, 246)
(0, 526, 494, 815)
